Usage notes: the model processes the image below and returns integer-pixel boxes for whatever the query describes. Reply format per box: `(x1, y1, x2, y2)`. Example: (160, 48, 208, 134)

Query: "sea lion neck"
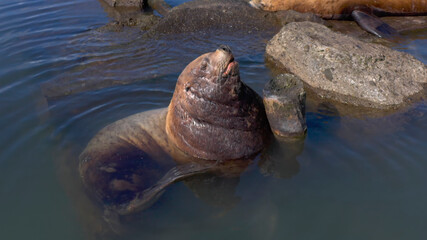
(166, 47, 270, 161)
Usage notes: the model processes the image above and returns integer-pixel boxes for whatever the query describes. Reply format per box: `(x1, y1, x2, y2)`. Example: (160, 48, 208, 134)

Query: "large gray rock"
(266, 21, 427, 109)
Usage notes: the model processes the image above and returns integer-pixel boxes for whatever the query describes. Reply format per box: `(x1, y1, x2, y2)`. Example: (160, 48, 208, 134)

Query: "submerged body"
(249, 0, 427, 19)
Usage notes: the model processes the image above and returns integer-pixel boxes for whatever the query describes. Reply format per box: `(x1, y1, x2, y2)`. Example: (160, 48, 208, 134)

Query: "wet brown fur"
(250, 0, 427, 19)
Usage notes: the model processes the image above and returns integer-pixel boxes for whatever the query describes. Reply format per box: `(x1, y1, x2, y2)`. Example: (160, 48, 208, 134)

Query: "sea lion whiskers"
(198, 45, 237, 84)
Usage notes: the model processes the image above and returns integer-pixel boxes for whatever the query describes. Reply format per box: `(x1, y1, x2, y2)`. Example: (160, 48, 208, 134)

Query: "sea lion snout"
(190, 45, 238, 84)
(213, 45, 238, 78)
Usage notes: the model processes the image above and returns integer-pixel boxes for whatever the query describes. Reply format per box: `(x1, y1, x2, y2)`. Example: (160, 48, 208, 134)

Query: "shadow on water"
(259, 137, 304, 179)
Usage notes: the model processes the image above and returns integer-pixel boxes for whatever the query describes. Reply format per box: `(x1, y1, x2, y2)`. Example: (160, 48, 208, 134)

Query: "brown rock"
(263, 73, 306, 138)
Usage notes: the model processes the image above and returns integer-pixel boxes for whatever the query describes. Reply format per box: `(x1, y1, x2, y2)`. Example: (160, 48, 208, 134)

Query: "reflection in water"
(184, 173, 242, 210)
(306, 101, 341, 139)
(259, 136, 304, 179)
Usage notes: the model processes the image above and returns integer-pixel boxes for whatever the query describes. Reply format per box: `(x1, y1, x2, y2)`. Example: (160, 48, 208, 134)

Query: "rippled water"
(0, 0, 426, 239)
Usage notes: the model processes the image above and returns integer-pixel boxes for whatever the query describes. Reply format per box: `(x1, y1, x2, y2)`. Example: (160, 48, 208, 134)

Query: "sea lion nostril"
(218, 45, 232, 54)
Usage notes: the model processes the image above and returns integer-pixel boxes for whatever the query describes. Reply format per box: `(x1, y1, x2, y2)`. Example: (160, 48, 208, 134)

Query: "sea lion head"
(166, 45, 270, 161)
(179, 45, 241, 103)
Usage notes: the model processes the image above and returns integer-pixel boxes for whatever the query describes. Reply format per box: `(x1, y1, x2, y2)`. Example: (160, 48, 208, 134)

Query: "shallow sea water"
(0, 0, 427, 239)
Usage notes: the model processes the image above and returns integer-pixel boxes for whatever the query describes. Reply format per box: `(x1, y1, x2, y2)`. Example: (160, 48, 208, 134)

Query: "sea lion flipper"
(351, 10, 398, 38)
(146, 0, 172, 16)
(117, 162, 216, 215)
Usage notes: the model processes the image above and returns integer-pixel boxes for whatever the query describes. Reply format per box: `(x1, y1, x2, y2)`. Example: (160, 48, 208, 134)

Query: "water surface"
(0, 0, 427, 239)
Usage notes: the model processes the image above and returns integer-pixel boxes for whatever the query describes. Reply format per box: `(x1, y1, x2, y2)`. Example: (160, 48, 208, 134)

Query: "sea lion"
(249, 0, 427, 38)
(79, 45, 271, 215)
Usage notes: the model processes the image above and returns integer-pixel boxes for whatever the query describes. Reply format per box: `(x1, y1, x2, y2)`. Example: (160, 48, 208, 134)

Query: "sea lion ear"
(200, 61, 207, 70)
(200, 58, 209, 71)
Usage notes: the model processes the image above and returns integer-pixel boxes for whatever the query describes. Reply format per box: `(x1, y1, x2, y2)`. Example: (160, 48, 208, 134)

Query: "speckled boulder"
(266, 21, 427, 109)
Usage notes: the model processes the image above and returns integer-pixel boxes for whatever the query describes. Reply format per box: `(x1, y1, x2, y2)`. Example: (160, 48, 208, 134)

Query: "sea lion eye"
(184, 83, 191, 92)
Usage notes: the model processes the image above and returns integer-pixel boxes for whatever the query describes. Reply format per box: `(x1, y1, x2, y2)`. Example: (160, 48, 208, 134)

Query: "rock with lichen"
(266, 21, 427, 109)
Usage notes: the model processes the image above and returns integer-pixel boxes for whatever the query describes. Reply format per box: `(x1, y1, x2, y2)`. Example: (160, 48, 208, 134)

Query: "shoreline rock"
(266, 21, 427, 109)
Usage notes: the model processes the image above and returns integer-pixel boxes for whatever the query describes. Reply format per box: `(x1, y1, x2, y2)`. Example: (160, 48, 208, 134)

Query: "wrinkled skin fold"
(166, 45, 270, 160)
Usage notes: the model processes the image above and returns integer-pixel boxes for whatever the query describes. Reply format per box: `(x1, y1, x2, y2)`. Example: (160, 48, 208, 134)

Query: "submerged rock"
(263, 73, 306, 138)
(266, 21, 427, 109)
